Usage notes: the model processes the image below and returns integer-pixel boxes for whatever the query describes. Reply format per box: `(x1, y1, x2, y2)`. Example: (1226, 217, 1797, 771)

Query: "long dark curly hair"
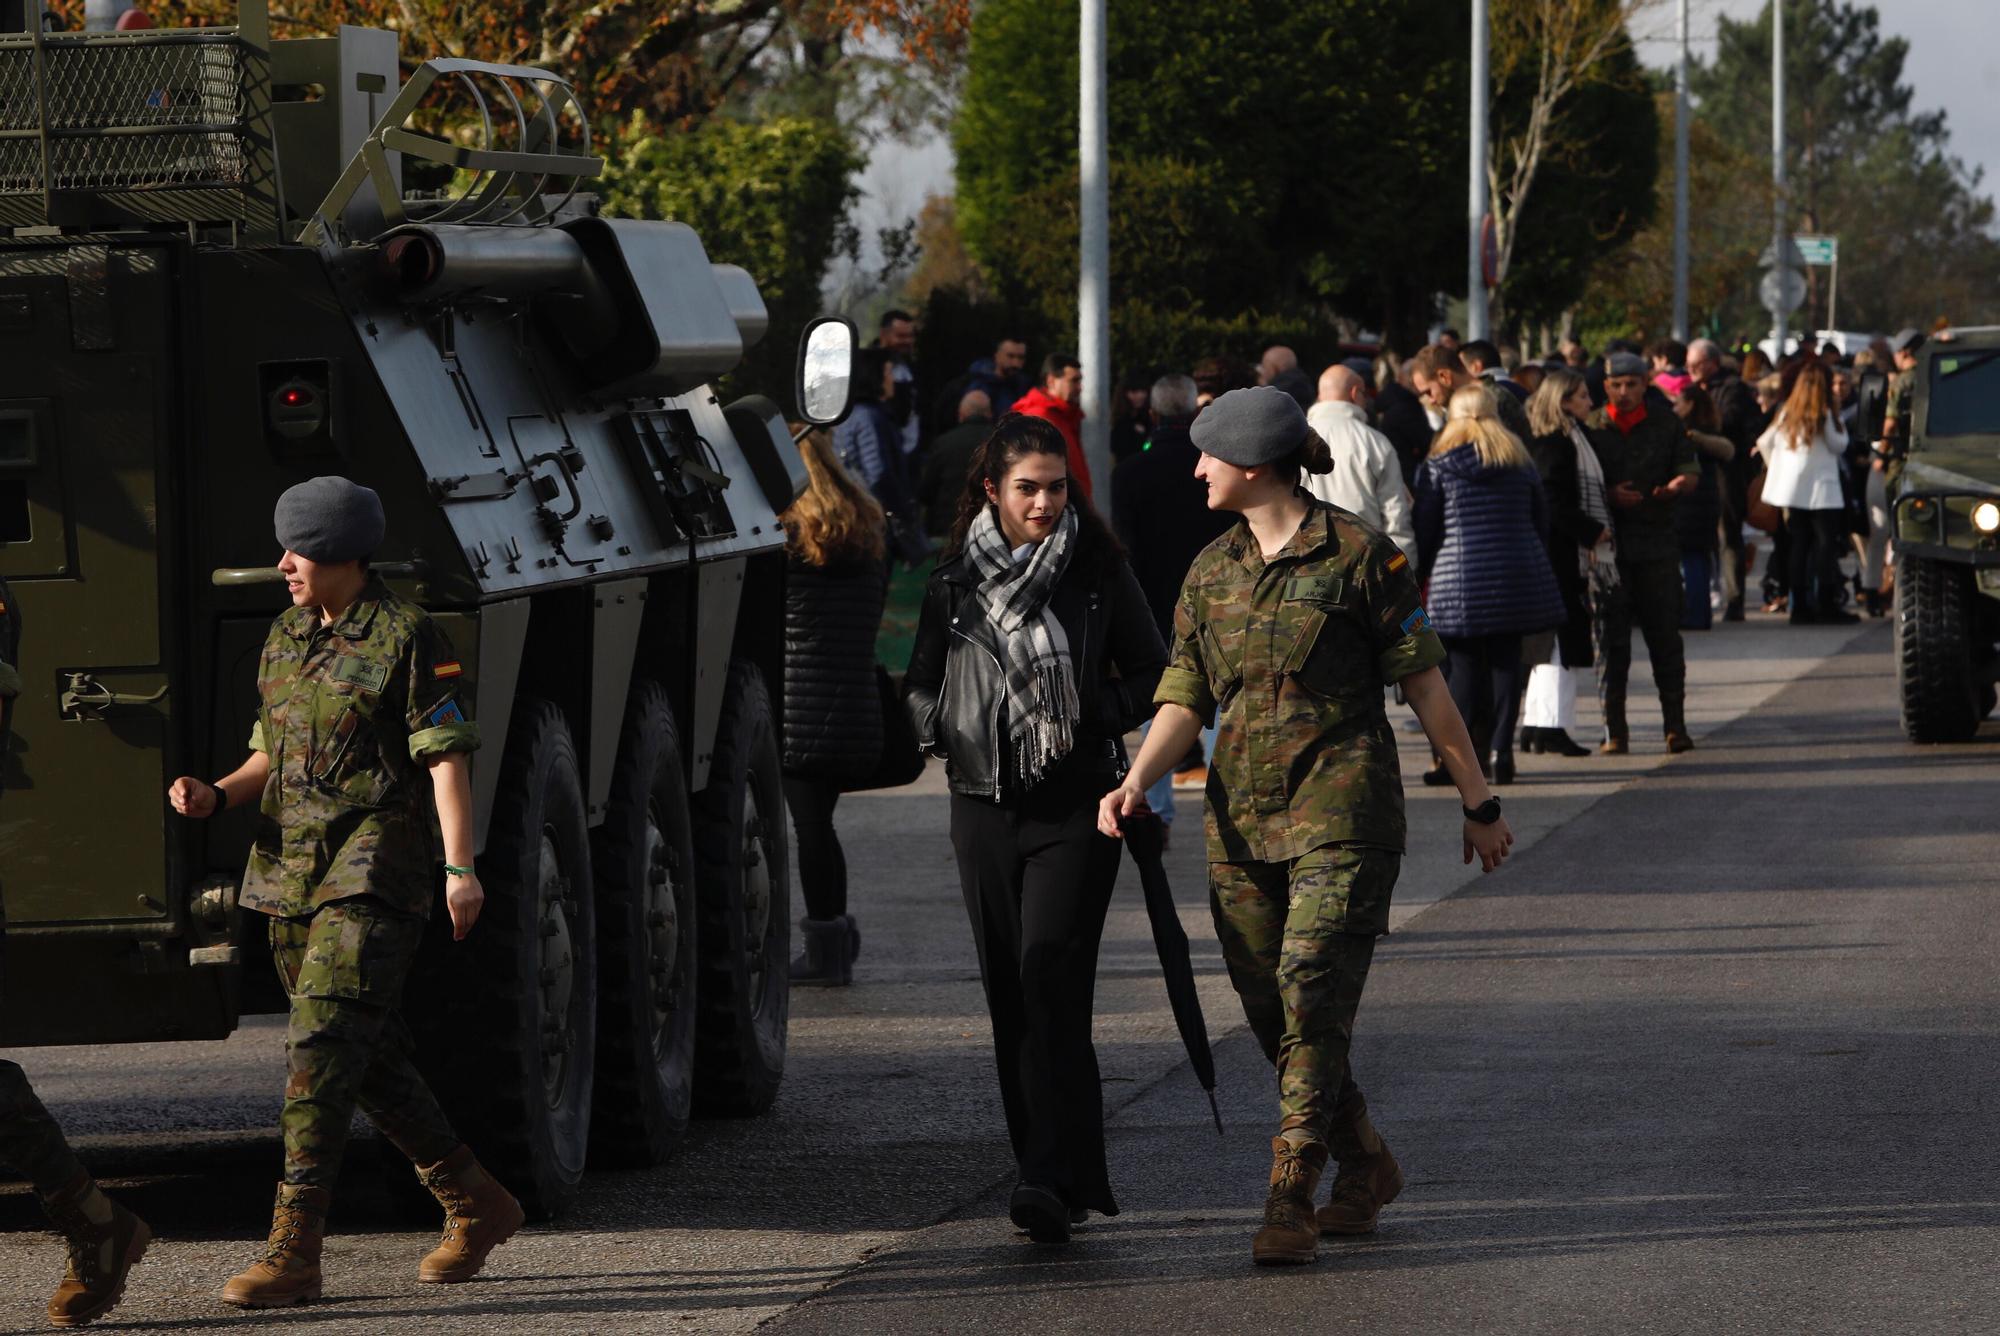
(941, 413, 1123, 571)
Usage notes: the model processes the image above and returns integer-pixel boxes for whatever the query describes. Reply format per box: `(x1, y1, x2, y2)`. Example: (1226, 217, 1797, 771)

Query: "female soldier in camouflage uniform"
(167, 477, 522, 1308)
(1099, 387, 1515, 1267)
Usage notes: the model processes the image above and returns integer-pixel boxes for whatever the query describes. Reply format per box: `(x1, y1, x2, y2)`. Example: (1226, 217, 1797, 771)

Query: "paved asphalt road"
(3, 616, 1995, 1333)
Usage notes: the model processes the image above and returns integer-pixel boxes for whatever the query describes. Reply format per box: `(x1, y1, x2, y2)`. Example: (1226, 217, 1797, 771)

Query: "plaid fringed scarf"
(964, 504, 1081, 789)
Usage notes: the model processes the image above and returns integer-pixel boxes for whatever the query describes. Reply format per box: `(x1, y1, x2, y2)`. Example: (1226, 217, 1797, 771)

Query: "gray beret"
(1190, 386, 1313, 467)
(274, 476, 384, 562)
(1889, 327, 1924, 354)
(1604, 351, 1647, 378)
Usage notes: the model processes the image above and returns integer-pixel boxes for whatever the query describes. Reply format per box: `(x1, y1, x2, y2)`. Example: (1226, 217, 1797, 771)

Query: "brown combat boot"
(1316, 1119, 1405, 1236)
(1665, 730, 1695, 754)
(221, 1184, 328, 1308)
(41, 1172, 150, 1328)
(1250, 1136, 1328, 1266)
(415, 1145, 525, 1283)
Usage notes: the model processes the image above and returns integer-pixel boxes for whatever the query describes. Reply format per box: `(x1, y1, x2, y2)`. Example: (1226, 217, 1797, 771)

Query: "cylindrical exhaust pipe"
(379, 224, 590, 303)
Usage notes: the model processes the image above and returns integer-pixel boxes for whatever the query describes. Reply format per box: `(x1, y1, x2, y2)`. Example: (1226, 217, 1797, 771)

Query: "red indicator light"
(282, 388, 309, 406)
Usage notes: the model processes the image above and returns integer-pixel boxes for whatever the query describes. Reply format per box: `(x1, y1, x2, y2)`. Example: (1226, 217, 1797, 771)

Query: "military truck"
(1893, 327, 2000, 742)
(0, 1, 859, 1214)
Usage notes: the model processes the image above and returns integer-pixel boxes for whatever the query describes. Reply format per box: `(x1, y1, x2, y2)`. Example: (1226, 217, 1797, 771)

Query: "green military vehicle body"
(1893, 327, 2000, 742)
(0, 1, 857, 1214)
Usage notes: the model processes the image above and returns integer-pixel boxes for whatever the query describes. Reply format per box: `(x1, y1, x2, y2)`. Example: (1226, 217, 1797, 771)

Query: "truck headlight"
(1975, 501, 2000, 533)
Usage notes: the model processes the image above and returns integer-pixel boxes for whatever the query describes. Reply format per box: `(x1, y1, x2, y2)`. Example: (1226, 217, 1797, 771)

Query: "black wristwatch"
(1463, 796, 1503, 825)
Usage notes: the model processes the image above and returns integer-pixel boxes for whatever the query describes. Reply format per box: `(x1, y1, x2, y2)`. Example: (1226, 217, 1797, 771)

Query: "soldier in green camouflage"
(1877, 327, 1924, 495)
(166, 477, 523, 1309)
(1099, 388, 1513, 1268)
(2, 575, 156, 1328)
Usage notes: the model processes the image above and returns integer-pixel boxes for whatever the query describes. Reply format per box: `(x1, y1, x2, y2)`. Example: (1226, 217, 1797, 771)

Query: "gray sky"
(835, 0, 1999, 298)
(1630, 0, 2000, 198)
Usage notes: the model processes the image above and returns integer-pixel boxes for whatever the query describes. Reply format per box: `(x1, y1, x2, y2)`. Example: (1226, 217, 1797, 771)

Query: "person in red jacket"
(1013, 352, 1092, 499)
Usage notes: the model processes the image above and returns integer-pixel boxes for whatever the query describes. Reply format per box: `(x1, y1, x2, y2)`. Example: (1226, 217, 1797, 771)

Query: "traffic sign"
(1794, 234, 1838, 267)
(1759, 236, 1806, 268)
(1759, 266, 1807, 316)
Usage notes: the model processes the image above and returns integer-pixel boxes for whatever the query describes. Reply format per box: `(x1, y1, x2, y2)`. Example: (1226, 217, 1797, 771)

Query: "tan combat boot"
(415, 1145, 525, 1283)
(1250, 1136, 1328, 1266)
(41, 1172, 151, 1328)
(221, 1184, 328, 1308)
(1317, 1116, 1405, 1236)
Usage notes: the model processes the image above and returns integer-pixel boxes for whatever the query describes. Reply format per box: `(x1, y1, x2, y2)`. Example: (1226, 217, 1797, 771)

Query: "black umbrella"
(1122, 812, 1223, 1136)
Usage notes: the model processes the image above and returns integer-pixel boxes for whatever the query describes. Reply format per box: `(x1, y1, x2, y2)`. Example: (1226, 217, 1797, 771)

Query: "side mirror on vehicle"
(796, 316, 857, 426)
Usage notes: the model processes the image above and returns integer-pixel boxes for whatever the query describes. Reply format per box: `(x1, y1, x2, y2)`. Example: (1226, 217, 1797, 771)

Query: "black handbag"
(843, 665, 925, 792)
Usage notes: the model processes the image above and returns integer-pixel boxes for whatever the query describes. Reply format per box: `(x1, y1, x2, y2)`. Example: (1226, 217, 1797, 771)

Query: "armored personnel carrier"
(1893, 328, 2000, 742)
(0, 1, 858, 1213)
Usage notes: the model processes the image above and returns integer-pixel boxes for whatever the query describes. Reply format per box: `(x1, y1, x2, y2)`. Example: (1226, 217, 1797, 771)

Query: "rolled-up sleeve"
(1152, 584, 1216, 725)
(404, 619, 480, 761)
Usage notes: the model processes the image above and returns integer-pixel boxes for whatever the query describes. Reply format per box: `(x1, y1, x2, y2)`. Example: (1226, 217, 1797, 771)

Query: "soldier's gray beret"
(1889, 327, 1924, 354)
(1190, 386, 1313, 468)
(1604, 351, 1647, 378)
(274, 476, 384, 562)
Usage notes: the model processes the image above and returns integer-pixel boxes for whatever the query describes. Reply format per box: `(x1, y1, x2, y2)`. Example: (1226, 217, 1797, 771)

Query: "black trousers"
(1593, 557, 1687, 738)
(1786, 507, 1848, 619)
(1441, 632, 1524, 757)
(950, 780, 1122, 1216)
(782, 775, 847, 920)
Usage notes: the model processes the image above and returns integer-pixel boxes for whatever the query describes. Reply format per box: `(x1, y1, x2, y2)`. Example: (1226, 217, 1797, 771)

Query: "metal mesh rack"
(0, 29, 249, 225)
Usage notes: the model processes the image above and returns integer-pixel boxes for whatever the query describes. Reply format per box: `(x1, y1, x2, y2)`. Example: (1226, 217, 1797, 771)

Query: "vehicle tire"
(589, 681, 699, 1167)
(1896, 556, 1981, 743)
(452, 697, 598, 1217)
(690, 660, 790, 1116)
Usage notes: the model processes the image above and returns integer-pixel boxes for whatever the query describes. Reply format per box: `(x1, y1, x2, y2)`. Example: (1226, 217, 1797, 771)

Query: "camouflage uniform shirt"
(1882, 367, 1914, 460)
(1154, 500, 1446, 863)
(240, 576, 479, 919)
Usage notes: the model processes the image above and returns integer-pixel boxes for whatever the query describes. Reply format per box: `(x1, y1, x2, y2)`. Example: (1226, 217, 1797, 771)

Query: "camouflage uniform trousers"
(269, 895, 459, 1188)
(0, 1061, 85, 1194)
(1209, 843, 1398, 1158)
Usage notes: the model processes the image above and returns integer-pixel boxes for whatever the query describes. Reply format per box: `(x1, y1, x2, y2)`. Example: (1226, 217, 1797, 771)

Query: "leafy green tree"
(952, 0, 1468, 355)
(1688, 0, 2000, 333)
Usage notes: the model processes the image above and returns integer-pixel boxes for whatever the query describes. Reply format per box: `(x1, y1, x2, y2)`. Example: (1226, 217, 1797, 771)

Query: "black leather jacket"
(904, 540, 1166, 800)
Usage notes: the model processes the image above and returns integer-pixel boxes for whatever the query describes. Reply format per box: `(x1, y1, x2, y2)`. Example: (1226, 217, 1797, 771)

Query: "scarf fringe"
(1011, 660, 1082, 788)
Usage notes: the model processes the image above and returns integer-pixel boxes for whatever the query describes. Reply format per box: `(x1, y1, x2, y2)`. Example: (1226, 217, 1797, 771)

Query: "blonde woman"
(1756, 360, 1856, 625)
(781, 431, 890, 984)
(1413, 385, 1565, 783)
(1520, 369, 1614, 757)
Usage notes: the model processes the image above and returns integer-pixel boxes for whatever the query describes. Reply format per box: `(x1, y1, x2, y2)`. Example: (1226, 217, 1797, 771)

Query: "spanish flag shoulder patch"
(433, 660, 463, 679)
(1386, 551, 1409, 573)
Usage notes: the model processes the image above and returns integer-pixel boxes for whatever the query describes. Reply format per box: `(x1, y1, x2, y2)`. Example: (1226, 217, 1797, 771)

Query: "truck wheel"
(690, 661, 790, 1116)
(590, 681, 699, 1166)
(1896, 557, 1981, 742)
(463, 697, 598, 1216)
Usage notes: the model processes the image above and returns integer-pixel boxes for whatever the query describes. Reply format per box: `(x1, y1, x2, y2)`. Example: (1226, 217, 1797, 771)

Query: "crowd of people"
(775, 320, 1920, 1268)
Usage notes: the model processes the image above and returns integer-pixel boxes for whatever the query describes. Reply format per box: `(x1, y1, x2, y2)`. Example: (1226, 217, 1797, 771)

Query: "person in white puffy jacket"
(1756, 359, 1858, 625)
(1303, 364, 1416, 559)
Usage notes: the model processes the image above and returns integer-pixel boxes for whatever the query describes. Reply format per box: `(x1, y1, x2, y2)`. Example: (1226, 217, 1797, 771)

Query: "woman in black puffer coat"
(781, 430, 889, 986)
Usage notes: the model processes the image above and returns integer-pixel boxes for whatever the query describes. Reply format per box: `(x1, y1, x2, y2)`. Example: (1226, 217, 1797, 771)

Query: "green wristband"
(443, 863, 475, 878)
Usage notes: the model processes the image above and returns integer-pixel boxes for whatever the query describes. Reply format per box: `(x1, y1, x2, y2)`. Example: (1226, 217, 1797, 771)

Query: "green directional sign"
(1793, 234, 1838, 267)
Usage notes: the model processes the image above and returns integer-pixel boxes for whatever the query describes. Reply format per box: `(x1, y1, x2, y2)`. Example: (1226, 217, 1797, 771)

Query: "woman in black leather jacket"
(904, 413, 1164, 1245)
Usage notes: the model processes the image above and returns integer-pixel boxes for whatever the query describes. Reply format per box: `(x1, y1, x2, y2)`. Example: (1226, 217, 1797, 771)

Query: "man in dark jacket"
(1587, 351, 1700, 754)
(919, 390, 992, 538)
(1689, 338, 1759, 620)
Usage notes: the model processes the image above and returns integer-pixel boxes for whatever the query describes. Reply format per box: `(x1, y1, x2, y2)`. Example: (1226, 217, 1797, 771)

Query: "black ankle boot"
(1519, 726, 1542, 754)
(1488, 750, 1515, 784)
(1539, 728, 1592, 757)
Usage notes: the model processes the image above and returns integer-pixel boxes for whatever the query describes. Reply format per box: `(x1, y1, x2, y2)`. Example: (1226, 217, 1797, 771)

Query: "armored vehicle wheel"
(1897, 557, 1982, 743)
(691, 661, 791, 1116)
(465, 697, 598, 1216)
(590, 681, 700, 1166)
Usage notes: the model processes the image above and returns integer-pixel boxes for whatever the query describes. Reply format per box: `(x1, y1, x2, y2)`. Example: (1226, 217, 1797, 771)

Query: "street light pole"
(1467, 0, 1490, 342)
(1078, 0, 1111, 506)
(1769, 0, 1787, 360)
(1671, 0, 1690, 342)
